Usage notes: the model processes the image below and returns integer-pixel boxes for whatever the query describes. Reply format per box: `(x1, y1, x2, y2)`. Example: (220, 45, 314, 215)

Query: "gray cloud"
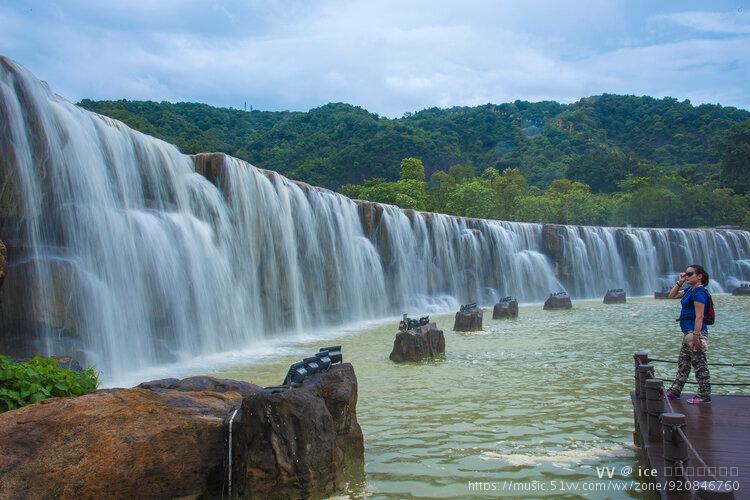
(0, 0, 747, 116)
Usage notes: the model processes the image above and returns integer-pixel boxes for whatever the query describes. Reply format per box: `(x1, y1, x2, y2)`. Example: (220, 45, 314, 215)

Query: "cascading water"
(1, 57, 749, 382)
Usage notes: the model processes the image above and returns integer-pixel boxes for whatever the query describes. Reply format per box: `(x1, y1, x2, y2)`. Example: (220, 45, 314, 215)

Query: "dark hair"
(688, 264, 709, 286)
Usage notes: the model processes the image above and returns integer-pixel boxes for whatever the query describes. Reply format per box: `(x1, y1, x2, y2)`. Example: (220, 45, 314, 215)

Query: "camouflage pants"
(669, 338, 711, 399)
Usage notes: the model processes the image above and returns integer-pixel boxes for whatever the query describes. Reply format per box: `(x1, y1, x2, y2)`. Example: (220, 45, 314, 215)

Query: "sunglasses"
(684, 271, 695, 277)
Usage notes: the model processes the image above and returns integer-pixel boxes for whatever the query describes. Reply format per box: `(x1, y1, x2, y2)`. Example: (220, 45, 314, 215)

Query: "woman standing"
(665, 264, 712, 404)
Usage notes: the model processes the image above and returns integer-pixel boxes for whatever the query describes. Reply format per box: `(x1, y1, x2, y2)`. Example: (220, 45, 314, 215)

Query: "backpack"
(676, 287, 715, 325)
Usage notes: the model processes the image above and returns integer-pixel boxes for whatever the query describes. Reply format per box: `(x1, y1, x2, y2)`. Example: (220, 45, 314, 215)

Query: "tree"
(488, 168, 528, 220)
(720, 120, 750, 195)
(400, 157, 426, 181)
(445, 180, 497, 218)
(566, 145, 640, 193)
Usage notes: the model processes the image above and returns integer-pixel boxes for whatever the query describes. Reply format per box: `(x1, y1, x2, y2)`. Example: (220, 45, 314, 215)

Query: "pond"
(216, 295, 750, 499)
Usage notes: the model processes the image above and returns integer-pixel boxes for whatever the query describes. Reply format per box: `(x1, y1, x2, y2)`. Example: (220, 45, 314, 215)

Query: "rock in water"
(0, 366, 364, 500)
(603, 289, 626, 304)
(493, 298, 518, 319)
(543, 292, 572, 310)
(731, 285, 750, 296)
(234, 363, 363, 499)
(390, 323, 445, 362)
(454, 307, 483, 331)
(654, 291, 670, 299)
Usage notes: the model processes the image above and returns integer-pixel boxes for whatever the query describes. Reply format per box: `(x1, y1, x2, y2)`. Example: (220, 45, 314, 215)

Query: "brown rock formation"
(0, 367, 364, 500)
(493, 298, 518, 319)
(543, 292, 573, 310)
(0, 258, 78, 331)
(603, 289, 626, 304)
(233, 363, 363, 499)
(453, 307, 483, 331)
(0, 385, 244, 499)
(389, 322, 445, 362)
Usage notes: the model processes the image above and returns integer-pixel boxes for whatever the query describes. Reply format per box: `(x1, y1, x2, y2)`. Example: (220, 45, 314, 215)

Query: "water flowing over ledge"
(1, 56, 748, 380)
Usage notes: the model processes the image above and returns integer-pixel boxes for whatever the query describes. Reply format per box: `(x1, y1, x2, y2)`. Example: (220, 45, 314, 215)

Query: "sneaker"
(665, 389, 680, 400)
(686, 396, 711, 404)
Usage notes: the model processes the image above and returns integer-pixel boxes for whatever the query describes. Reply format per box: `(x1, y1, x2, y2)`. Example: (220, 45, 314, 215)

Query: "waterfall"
(1, 57, 749, 381)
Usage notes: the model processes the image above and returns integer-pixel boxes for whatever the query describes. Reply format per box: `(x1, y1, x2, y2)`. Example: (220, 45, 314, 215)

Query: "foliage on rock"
(0, 355, 98, 412)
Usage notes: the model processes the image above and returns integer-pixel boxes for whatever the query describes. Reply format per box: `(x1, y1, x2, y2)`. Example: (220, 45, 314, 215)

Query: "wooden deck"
(632, 392, 750, 499)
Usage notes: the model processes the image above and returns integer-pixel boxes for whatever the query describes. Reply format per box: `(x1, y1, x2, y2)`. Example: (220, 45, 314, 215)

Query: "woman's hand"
(692, 333, 703, 351)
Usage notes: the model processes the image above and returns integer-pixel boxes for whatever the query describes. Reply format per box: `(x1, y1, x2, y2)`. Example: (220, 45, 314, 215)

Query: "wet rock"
(453, 307, 483, 331)
(493, 297, 518, 319)
(543, 292, 572, 310)
(0, 368, 364, 500)
(731, 285, 750, 296)
(0, 258, 79, 331)
(0, 385, 242, 499)
(192, 152, 228, 186)
(390, 323, 445, 362)
(138, 375, 262, 398)
(233, 363, 364, 499)
(654, 291, 671, 299)
(51, 355, 83, 372)
(603, 289, 626, 304)
(0, 239, 6, 289)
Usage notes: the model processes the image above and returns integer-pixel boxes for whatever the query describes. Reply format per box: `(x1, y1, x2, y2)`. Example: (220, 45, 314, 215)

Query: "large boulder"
(543, 292, 572, 310)
(603, 289, 626, 304)
(731, 284, 750, 296)
(390, 323, 445, 362)
(0, 367, 364, 500)
(493, 297, 518, 319)
(654, 291, 671, 299)
(0, 385, 244, 499)
(233, 363, 363, 499)
(453, 306, 483, 331)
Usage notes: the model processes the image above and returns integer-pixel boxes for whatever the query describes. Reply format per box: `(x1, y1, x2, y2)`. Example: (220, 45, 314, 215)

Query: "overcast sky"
(1, 0, 748, 117)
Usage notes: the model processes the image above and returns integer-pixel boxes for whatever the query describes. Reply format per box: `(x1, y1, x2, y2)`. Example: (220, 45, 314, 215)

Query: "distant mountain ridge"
(79, 95, 750, 191)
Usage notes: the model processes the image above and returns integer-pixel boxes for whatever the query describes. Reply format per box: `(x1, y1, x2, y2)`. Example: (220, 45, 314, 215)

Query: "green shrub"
(0, 355, 99, 412)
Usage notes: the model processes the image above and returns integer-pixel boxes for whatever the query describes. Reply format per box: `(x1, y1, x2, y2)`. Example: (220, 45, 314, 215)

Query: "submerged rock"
(543, 292, 572, 310)
(0, 366, 363, 500)
(493, 297, 518, 319)
(454, 306, 483, 331)
(390, 323, 445, 362)
(731, 285, 750, 296)
(603, 289, 626, 304)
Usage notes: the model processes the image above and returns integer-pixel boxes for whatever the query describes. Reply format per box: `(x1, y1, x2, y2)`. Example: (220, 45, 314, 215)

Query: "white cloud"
(0, 1, 747, 116)
(651, 10, 750, 35)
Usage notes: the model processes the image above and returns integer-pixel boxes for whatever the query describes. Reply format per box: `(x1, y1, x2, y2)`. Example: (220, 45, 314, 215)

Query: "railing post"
(645, 378, 664, 442)
(637, 364, 653, 417)
(634, 352, 649, 395)
(661, 412, 688, 479)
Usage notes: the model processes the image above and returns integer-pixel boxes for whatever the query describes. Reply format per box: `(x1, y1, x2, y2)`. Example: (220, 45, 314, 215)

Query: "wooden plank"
(631, 392, 749, 499)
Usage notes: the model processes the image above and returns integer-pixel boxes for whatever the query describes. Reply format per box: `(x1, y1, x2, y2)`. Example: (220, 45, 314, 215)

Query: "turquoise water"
(216, 296, 750, 499)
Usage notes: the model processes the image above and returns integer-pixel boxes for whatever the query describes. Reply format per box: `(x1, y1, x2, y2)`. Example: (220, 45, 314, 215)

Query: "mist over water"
(1, 57, 749, 382)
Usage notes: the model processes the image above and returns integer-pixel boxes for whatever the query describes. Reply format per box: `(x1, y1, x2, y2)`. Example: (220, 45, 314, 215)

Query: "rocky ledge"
(0, 364, 363, 499)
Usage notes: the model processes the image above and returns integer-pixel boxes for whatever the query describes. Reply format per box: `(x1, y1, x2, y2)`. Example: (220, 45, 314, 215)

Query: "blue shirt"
(679, 286, 709, 334)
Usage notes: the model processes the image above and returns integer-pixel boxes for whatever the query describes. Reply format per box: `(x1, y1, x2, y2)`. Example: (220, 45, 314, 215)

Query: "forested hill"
(79, 95, 749, 191)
